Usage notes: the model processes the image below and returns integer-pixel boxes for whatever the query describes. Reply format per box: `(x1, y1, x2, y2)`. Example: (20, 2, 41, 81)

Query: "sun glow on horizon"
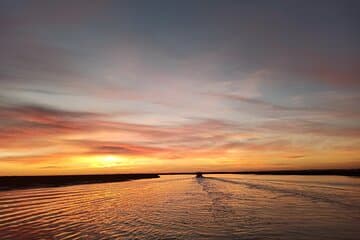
(101, 155, 121, 167)
(89, 155, 124, 168)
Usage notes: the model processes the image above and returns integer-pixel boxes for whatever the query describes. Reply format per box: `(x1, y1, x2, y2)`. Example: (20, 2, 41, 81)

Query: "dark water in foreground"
(0, 174, 359, 239)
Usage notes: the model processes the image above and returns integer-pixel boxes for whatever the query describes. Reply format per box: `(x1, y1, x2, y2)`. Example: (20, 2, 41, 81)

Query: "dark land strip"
(160, 169, 360, 177)
(0, 174, 160, 191)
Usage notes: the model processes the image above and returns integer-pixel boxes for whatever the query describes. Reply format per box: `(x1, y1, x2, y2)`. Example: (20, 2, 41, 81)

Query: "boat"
(195, 172, 203, 178)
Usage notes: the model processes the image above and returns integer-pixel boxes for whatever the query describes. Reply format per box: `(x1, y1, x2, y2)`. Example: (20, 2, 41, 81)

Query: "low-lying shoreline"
(0, 174, 160, 191)
(161, 169, 360, 177)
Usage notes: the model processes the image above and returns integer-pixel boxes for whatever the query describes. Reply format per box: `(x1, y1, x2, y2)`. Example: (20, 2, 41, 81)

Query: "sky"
(0, 0, 359, 175)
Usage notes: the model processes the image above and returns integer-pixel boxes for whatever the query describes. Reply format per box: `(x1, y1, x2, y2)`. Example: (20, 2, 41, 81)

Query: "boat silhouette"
(195, 172, 203, 178)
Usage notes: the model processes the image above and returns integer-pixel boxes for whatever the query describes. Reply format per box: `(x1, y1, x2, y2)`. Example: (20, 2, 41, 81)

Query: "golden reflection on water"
(0, 175, 359, 239)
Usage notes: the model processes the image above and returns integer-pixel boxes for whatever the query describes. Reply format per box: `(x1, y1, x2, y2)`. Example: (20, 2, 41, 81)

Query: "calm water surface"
(0, 174, 359, 239)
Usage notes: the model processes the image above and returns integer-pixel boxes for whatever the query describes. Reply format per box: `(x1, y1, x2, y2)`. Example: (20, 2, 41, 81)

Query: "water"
(0, 174, 359, 239)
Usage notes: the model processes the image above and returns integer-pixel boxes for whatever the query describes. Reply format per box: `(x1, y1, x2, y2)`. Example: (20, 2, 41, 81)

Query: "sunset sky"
(0, 0, 359, 175)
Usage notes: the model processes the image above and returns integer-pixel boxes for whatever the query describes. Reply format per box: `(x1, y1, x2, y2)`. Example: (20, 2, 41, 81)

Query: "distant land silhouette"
(161, 169, 360, 177)
(0, 174, 159, 191)
(1, 169, 358, 191)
